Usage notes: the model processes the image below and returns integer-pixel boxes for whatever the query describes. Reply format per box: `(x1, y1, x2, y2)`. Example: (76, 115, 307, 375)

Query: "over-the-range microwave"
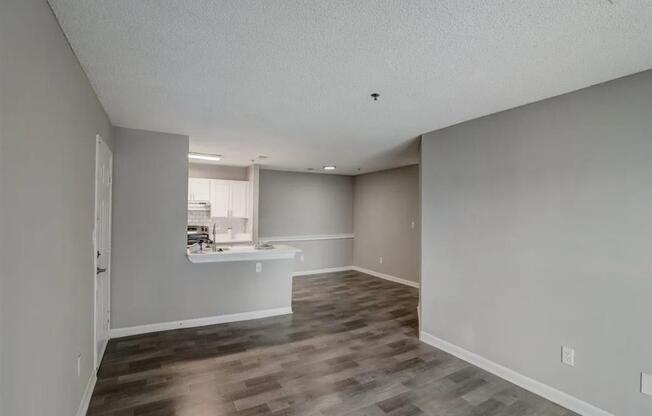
(188, 201, 210, 211)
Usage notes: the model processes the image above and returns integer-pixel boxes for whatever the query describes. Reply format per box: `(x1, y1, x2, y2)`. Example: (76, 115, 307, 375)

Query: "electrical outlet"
(255, 262, 262, 273)
(379, 256, 383, 264)
(77, 354, 82, 377)
(411, 221, 415, 229)
(300, 255, 305, 263)
(561, 346, 575, 366)
(642, 373, 652, 397)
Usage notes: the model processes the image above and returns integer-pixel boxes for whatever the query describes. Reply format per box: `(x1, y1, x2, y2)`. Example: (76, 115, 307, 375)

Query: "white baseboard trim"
(419, 331, 614, 416)
(292, 266, 420, 289)
(293, 266, 354, 276)
(76, 370, 97, 416)
(96, 339, 108, 371)
(351, 266, 420, 288)
(110, 307, 293, 339)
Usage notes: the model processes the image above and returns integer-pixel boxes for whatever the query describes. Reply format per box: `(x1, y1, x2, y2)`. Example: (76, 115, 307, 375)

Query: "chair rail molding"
(260, 233, 354, 242)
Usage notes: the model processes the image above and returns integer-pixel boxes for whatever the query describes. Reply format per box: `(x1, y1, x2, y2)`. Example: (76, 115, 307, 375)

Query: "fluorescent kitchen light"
(323, 166, 336, 170)
(188, 153, 222, 161)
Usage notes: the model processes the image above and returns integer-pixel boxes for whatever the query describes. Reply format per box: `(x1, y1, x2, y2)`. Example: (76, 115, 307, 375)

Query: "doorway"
(94, 134, 112, 369)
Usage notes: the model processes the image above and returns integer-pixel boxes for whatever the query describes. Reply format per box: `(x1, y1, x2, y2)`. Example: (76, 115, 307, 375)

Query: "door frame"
(93, 133, 113, 370)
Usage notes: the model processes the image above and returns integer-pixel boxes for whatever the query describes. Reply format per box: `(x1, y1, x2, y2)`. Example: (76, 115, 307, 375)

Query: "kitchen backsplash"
(188, 211, 248, 233)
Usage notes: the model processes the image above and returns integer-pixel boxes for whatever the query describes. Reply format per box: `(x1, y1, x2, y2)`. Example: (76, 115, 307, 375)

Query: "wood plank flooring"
(88, 270, 577, 416)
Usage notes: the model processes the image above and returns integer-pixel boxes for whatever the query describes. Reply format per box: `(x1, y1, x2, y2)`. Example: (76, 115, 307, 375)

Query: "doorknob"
(97, 267, 107, 274)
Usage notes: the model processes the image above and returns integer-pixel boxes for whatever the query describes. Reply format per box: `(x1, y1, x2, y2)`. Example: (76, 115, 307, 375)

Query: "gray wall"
(289, 239, 354, 272)
(259, 170, 354, 236)
(0, 1, 113, 415)
(111, 127, 293, 329)
(188, 162, 248, 180)
(259, 170, 354, 271)
(353, 165, 420, 283)
(421, 70, 652, 416)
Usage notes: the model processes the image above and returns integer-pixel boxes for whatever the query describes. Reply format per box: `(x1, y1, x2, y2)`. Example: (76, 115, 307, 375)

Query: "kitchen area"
(185, 156, 299, 263)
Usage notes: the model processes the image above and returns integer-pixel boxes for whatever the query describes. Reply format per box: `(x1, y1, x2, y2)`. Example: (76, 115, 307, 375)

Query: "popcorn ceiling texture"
(49, 1, 652, 174)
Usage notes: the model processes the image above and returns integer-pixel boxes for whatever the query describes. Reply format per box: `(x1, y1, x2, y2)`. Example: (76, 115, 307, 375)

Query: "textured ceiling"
(49, 0, 652, 174)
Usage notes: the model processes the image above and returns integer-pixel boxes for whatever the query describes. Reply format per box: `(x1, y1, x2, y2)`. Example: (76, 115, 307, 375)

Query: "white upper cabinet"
(191, 178, 248, 218)
(229, 181, 249, 218)
(209, 180, 230, 218)
(188, 178, 211, 201)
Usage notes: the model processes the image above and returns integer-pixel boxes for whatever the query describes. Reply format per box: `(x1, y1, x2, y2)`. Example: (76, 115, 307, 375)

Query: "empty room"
(1, 1, 651, 416)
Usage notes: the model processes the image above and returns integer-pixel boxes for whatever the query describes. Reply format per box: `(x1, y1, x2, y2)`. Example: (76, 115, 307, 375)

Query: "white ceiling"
(50, 0, 652, 175)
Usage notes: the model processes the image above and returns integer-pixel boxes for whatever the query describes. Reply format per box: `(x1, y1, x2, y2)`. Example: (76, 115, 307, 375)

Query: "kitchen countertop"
(187, 244, 300, 263)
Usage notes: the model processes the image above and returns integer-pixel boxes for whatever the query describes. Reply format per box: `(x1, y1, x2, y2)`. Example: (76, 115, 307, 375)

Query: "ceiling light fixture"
(371, 93, 380, 101)
(323, 166, 336, 170)
(188, 152, 222, 161)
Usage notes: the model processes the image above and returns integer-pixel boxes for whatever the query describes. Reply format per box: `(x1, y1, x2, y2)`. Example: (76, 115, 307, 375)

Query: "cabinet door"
(188, 178, 211, 201)
(229, 181, 249, 218)
(210, 180, 230, 218)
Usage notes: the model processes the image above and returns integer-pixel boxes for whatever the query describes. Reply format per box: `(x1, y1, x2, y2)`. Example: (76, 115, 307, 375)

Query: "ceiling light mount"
(252, 155, 269, 163)
(371, 93, 380, 101)
(323, 165, 336, 170)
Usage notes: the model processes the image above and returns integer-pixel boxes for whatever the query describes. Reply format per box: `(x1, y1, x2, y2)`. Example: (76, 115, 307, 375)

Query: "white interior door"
(94, 134, 112, 369)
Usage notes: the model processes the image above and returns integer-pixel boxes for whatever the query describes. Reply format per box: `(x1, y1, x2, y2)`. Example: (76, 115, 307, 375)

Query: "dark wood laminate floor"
(89, 271, 576, 416)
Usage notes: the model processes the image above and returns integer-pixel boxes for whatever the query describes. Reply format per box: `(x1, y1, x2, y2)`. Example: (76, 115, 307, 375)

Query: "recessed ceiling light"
(188, 152, 222, 161)
(323, 166, 336, 170)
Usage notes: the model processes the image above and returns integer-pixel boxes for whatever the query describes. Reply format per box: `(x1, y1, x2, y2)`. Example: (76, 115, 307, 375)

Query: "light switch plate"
(561, 346, 575, 366)
(379, 256, 383, 264)
(255, 262, 262, 273)
(642, 373, 652, 396)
